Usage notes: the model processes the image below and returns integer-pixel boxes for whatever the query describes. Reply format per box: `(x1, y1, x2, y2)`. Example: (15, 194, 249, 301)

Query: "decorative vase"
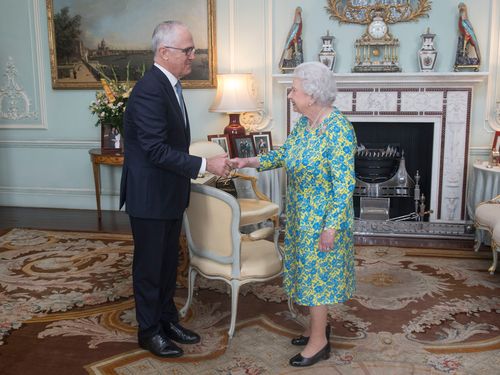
(418, 28, 437, 72)
(318, 30, 336, 71)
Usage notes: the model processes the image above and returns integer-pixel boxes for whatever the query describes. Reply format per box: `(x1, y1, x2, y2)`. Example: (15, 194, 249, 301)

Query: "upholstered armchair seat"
(190, 239, 282, 279)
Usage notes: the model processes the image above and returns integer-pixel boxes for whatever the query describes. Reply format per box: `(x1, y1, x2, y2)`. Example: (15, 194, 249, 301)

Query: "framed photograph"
(493, 131, 500, 151)
(286, 87, 301, 135)
(46, 0, 216, 89)
(250, 131, 273, 155)
(101, 125, 123, 153)
(207, 134, 232, 157)
(232, 135, 256, 158)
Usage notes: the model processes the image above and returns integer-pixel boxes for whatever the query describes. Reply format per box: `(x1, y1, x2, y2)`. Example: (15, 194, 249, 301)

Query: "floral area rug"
(0, 228, 133, 345)
(1, 229, 499, 374)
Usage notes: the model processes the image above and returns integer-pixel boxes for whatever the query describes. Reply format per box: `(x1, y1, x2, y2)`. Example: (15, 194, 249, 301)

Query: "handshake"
(206, 154, 258, 178)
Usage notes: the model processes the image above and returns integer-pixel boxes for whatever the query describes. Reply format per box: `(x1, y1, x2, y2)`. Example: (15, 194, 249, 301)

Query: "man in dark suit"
(120, 21, 231, 358)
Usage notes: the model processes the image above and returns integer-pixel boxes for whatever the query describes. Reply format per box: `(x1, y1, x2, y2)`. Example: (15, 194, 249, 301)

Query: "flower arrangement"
(89, 75, 132, 134)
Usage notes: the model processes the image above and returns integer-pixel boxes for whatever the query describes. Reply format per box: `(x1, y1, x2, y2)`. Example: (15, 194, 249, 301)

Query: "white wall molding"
(485, 0, 500, 131)
(0, 186, 120, 210)
(0, 0, 47, 129)
(0, 140, 98, 149)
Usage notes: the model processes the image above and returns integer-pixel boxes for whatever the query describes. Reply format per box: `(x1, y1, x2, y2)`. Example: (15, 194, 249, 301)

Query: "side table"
(467, 161, 500, 220)
(88, 148, 124, 221)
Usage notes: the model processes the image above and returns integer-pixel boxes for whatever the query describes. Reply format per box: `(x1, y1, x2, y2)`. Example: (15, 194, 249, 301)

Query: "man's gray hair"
(293, 62, 337, 106)
(151, 21, 187, 56)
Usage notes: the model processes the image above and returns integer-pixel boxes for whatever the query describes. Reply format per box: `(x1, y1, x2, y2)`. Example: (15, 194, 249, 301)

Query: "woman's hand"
(229, 157, 247, 169)
(318, 228, 336, 252)
(229, 157, 260, 169)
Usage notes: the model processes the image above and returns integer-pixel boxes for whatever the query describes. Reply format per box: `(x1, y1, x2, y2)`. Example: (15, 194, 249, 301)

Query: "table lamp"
(209, 73, 258, 137)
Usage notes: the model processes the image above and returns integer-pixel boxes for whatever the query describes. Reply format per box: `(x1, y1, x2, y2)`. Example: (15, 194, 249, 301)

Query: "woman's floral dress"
(259, 108, 356, 306)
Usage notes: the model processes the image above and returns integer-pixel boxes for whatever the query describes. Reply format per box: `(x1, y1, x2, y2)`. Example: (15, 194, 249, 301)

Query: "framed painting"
(46, 0, 216, 89)
(207, 134, 232, 157)
(250, 131, 273, 155)
(232, 135, 256, 158)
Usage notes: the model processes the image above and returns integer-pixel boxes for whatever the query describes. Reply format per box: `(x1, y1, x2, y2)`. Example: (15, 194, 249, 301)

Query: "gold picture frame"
(46, 0, 216, 89)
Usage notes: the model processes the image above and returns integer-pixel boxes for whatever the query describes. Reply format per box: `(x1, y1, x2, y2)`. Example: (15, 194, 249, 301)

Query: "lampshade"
(209, 73, 259, 113)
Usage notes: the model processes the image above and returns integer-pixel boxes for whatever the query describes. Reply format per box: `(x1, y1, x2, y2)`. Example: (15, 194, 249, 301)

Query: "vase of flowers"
(89, 74, 133, 152)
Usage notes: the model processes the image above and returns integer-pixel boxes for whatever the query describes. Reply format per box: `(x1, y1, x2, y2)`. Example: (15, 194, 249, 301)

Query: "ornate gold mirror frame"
(325, 0, 431, 24)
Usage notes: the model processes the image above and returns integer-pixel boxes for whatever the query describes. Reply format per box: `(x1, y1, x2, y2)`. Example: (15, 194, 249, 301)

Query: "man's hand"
(318, 228, 336, 252)
(206, 154, 232, 177)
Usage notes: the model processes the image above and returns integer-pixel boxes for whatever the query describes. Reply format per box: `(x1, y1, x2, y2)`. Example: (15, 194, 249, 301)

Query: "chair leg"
(228, 280, 241, 339)
(474, 229, 483, 252)
(179, 267, 197, 317)
(488, 243, 499, 275)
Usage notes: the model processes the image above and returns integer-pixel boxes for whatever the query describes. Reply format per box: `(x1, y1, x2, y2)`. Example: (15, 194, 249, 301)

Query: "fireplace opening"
(352, 122, 434, 220)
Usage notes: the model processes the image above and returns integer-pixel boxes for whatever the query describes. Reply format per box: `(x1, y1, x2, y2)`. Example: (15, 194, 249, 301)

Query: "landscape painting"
(46, 0, 216, 89)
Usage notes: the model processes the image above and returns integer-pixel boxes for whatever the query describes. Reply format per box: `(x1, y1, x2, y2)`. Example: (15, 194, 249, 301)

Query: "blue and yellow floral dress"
(259, 108, 356, 306)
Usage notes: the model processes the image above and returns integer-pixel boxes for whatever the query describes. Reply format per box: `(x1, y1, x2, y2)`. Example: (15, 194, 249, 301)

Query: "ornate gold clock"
(325, 1, 432, 73)
(353, 11, 401, 73)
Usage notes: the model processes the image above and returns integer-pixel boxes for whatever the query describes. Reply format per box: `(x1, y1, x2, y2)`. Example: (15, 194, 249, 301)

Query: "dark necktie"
(175, 81, 186, 125)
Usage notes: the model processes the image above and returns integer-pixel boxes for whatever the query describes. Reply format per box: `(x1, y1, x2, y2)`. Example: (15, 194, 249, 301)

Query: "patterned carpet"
(1, 228, 499, 375)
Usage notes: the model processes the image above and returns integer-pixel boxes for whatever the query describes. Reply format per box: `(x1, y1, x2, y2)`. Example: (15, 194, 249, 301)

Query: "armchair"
(179, 183, 283, 337)
(474, 194, 500, 274)
(189, 141, 280, 240)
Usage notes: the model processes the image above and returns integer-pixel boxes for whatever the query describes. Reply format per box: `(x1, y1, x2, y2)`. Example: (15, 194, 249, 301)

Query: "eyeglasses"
(163, 45, 196, 56)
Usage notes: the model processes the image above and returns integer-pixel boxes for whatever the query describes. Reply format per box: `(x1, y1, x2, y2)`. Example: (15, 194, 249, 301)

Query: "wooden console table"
(88, 148, 124, 221)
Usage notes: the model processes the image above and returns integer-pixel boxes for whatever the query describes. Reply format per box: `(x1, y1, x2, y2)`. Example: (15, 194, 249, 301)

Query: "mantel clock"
(353, 12, 401, 73)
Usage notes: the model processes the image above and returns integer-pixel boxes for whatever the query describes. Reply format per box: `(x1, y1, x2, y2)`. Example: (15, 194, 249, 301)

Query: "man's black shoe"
(164, 322, 201, 344)
(138, 333, 184, 358)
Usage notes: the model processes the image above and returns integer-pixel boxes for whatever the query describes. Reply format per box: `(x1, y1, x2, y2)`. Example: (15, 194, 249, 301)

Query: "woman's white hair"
(151, 21, 187, 56)
(293, 62, 337, 106)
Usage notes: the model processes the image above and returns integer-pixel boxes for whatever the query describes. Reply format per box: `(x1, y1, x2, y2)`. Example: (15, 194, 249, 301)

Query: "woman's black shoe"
(289, 342, 331, 367)
(291, 324, 331, 346)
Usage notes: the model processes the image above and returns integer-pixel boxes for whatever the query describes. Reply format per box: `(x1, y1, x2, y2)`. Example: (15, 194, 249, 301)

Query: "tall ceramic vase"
(418, 28, 437, 72)
(318, 31, 336, 71)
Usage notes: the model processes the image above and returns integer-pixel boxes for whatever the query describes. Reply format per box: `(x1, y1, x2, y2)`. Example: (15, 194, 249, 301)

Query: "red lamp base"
(224, 113, 246, 137)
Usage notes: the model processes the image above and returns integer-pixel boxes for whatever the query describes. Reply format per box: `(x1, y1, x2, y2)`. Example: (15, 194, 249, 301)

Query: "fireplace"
(353, 121, 434, 220)
(275, 72, 488, 236)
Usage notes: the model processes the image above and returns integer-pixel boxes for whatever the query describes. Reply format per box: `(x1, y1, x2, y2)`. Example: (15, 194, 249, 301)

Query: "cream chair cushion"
(190, 239, 282, 279)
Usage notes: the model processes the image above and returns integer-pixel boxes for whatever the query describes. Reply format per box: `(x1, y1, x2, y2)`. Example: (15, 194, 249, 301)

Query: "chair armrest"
(232, 171, 271, 202)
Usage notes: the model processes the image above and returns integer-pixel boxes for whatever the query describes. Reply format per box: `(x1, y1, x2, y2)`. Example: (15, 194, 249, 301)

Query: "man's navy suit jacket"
(120, 65, 202, 220)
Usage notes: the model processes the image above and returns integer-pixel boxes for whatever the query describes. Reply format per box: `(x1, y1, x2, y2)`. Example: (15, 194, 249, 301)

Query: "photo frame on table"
(46, 0, 216, 89)
(207, 134, 232, 156)
(101, 124, 123, 153)
(250, 131, 273, 155)
(493, 131, 500, 151)
(232, 135, 256, 158)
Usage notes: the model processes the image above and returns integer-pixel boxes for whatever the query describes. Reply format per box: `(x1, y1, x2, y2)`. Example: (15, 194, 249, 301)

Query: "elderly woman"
(230, 61, 356, 367)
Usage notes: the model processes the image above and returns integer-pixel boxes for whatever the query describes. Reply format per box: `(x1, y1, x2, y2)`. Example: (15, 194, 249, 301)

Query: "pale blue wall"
(0, 0, 498, 211)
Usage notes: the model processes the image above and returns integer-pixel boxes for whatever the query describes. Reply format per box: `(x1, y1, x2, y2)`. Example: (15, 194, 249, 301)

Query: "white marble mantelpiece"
(273, 72, 488, 88)
(273, 72, 488, 223)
